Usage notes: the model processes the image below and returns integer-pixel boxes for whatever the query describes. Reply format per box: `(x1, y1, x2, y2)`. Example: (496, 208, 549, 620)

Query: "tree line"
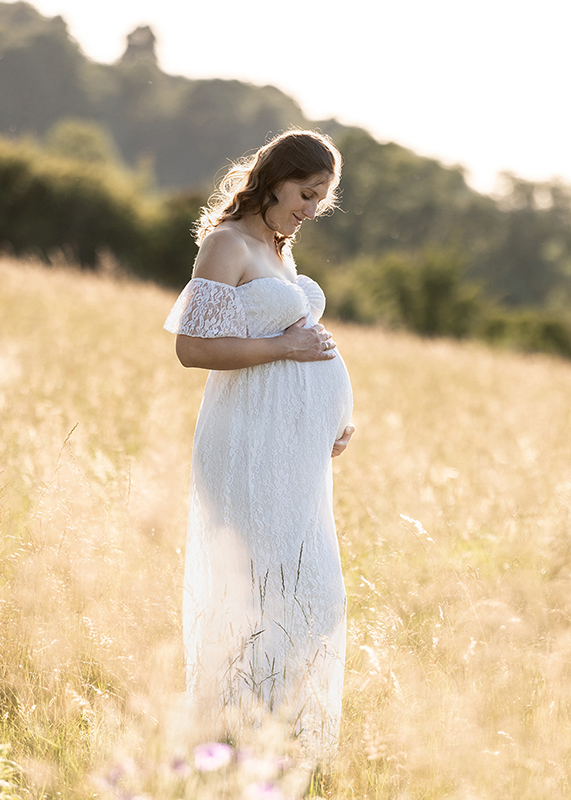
(2, 123, 571, 360)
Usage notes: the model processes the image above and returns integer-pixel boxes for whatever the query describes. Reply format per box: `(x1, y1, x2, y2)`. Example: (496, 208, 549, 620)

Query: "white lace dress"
(164, 275, 353, 756)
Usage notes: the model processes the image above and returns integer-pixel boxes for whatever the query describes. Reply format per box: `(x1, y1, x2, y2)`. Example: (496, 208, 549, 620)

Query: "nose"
(304, 201, 318, 220)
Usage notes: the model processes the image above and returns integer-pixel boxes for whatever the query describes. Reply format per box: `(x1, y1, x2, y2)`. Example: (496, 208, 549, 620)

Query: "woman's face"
(265, 173, 333, 236)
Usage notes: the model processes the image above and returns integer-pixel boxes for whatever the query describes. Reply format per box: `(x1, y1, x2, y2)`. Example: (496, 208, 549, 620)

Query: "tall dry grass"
(2, 257, 571, 798)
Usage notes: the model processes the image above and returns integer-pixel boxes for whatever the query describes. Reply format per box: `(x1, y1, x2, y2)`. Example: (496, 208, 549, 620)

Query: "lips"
(293, 214, 303, 225)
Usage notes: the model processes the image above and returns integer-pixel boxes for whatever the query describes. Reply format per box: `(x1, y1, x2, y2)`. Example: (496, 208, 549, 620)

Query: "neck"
(239, 212, 278, 247)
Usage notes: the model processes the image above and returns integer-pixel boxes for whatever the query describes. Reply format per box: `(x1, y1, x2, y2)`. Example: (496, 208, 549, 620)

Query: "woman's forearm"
(175, 319, 336, 370)
(175, 334, 291, 370)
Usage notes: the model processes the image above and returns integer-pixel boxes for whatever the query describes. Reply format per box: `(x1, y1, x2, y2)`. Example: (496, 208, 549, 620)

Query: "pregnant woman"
(164, 130, 354, 759)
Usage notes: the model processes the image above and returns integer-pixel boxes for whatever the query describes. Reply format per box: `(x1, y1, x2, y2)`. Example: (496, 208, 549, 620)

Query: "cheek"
(283, 187, 299, 206)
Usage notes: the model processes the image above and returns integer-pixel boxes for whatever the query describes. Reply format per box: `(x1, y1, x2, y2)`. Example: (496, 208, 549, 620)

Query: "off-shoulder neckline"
(191, 275, 312, 290)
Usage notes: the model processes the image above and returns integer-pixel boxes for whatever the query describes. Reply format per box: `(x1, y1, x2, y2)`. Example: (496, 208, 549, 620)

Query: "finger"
(337, 425, 354, 439)
(333, 425, 355, 449)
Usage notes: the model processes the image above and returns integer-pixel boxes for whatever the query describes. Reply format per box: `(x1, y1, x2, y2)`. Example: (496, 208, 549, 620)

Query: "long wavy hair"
(194, 130, 342, 255)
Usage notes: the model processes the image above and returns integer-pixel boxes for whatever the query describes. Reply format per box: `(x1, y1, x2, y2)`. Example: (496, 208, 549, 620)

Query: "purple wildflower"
(193, 742, 234, 772)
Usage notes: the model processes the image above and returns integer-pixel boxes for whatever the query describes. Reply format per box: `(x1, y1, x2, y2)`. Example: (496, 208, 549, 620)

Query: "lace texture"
(164, 278, 248, 337)
(165, 275, 353, 760)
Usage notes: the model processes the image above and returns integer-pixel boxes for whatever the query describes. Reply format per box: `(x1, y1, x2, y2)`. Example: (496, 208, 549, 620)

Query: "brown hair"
(194, 129, 342, 255)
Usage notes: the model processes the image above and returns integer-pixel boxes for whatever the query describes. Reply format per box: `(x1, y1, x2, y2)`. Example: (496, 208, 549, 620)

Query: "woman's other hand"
(332, 424, 355, 458)
(282, 318, 337, 362)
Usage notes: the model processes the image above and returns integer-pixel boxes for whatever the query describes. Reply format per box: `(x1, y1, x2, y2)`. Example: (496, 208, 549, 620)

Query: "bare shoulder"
(192, 226, 250, 286)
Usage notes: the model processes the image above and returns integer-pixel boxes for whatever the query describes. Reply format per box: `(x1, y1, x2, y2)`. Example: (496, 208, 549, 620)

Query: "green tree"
(0, 137, 149, 270)
(147, 192, 203, 287)
(479, 174, 571, 306)
(330, 248, 485, 336)
(45, 118, 121, 165)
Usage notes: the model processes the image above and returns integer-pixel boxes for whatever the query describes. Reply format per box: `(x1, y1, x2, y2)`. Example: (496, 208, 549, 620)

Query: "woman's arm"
(175, 318, 336, 370)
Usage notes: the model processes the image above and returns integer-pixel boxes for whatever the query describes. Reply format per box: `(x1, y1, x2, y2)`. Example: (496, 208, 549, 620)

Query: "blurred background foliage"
(2, 1, 571, 357)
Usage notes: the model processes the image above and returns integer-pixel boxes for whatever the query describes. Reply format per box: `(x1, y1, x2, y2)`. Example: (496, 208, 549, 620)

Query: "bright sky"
(8, 0, 571, 194)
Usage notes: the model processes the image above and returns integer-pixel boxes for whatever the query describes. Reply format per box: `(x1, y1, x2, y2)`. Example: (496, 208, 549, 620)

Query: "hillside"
(2, 2, 571, 310)
(0, 0, 316, 189)
(2, 256, 571, 797)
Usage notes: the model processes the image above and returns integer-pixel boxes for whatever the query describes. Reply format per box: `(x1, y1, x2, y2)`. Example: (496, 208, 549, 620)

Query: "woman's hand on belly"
(281, 318, 337, 362)
(332, 424, 355, 458)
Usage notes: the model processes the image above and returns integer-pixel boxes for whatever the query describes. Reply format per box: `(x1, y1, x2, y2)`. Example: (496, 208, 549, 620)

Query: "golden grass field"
(2, 256, 571, 798)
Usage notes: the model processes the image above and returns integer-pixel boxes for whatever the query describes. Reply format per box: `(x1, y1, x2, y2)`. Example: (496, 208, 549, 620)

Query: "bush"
(45, 118, 122, 166)
(146, 192, 202, 287)
(0, 137, 152, 272)
(320, 249, 571, 360)
(324, 249, 485, 338)
(0, 136, 207, 287)
(375, 249, 483, 337)
(481, 308, 571, 358)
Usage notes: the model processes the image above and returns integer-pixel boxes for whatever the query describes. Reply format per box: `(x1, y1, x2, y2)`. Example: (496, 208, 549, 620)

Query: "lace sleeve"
(163, 278, 248, 338)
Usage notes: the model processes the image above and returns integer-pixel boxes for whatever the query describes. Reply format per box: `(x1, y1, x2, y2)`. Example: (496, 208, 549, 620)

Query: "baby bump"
(301, 351, 353, 441)
(196, 354, 352, 469)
